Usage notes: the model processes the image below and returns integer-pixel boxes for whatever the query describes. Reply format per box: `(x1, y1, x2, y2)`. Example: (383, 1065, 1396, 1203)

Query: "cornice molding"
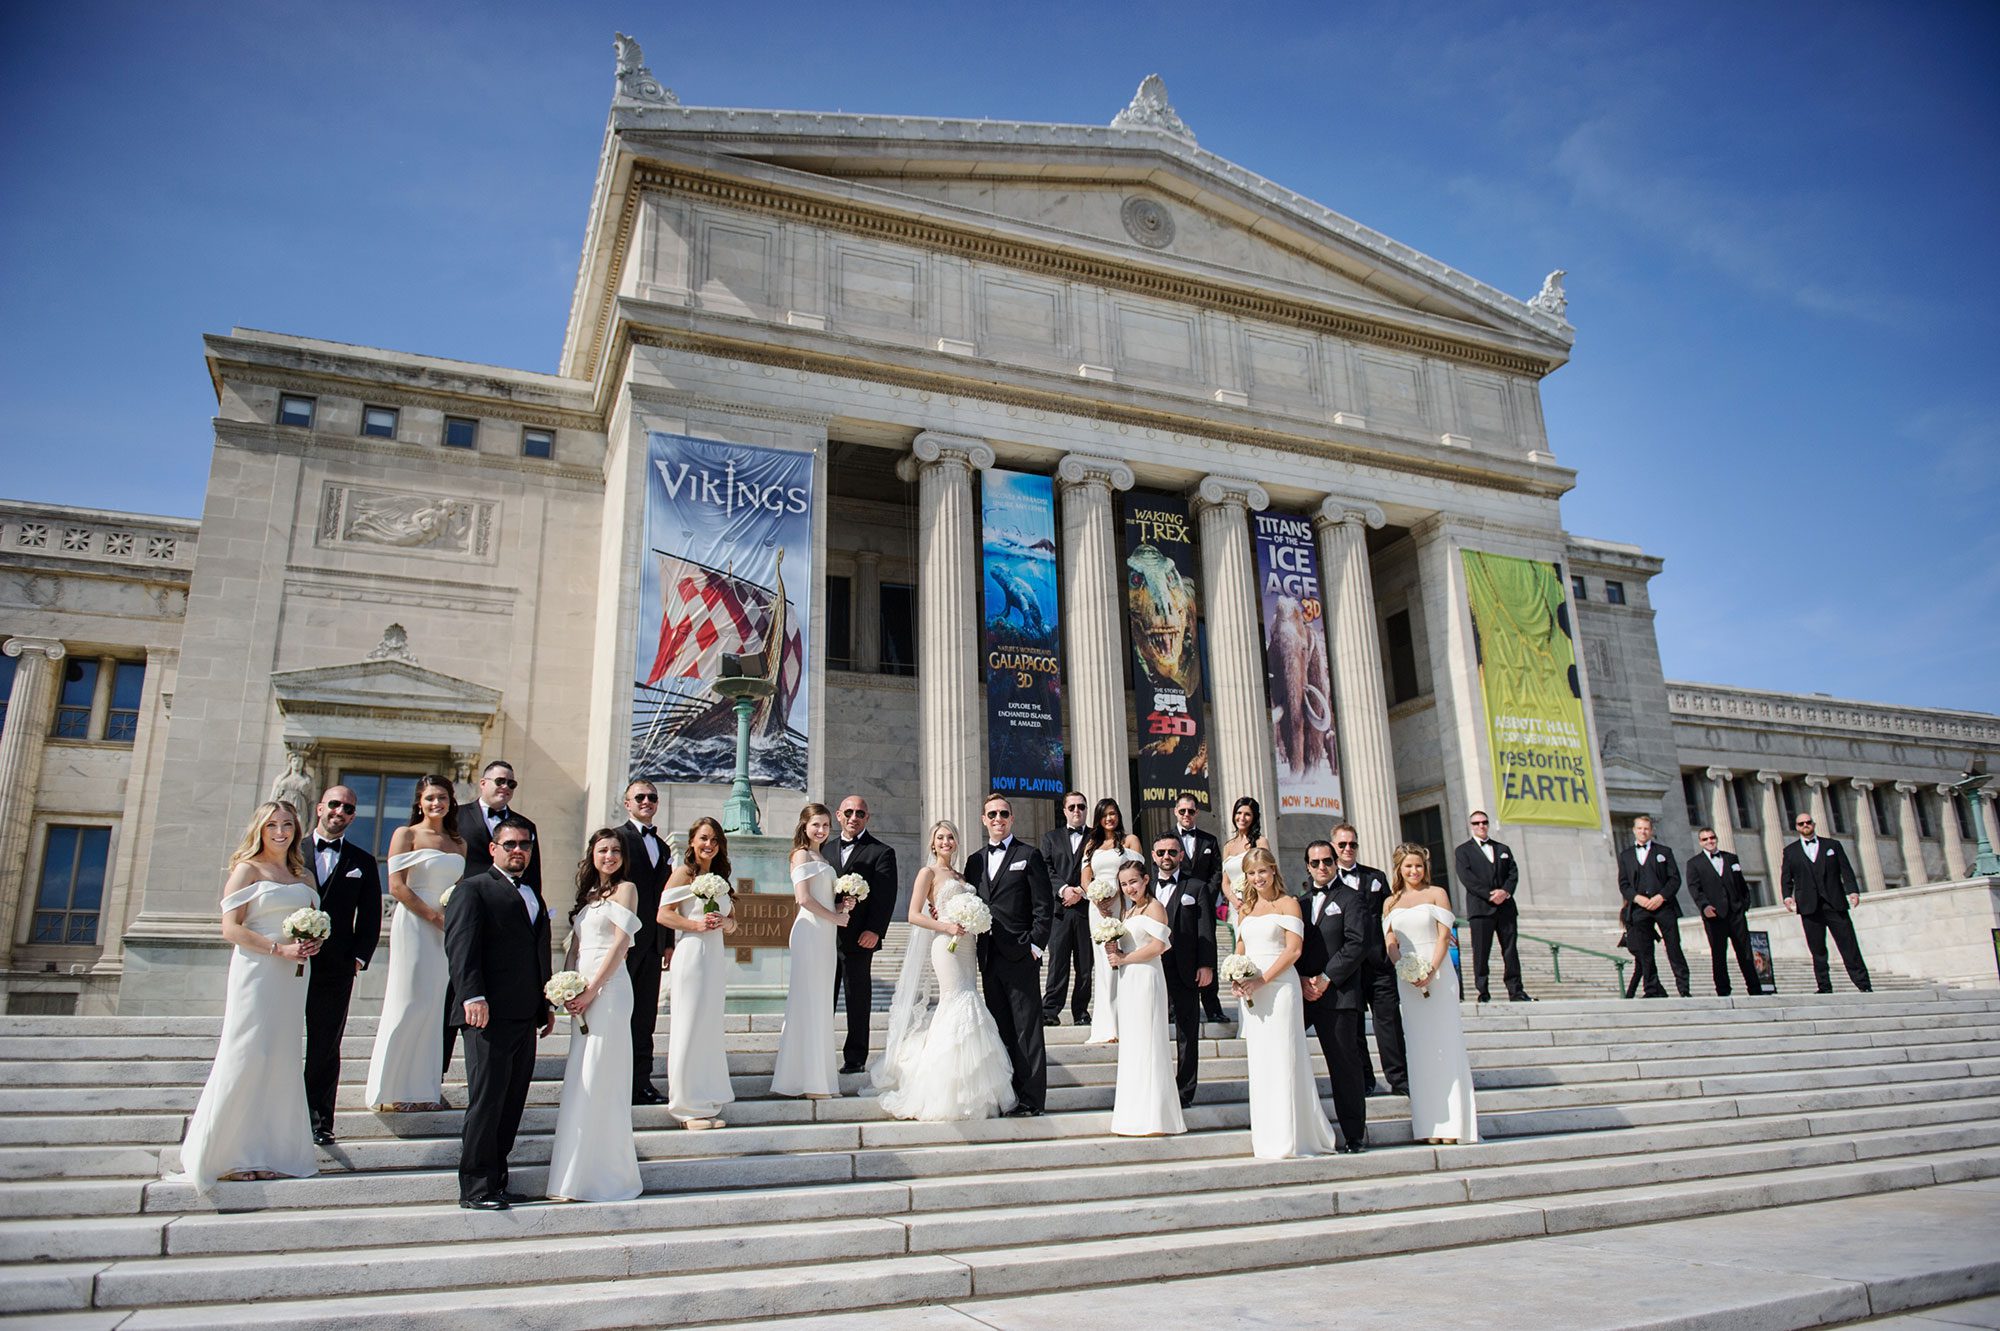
(1668, 682, 2000, 748)
(211, 419, 607, 488)
(624, 382, 833, 429)
(217, 364, 601, 434)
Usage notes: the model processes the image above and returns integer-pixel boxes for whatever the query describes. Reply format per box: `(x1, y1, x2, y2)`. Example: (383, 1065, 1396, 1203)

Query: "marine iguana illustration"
(989, 566, 1048, 638)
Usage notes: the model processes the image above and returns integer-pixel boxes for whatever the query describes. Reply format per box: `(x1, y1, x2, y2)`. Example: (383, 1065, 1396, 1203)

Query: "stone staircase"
(2, 988, 1997, 1327)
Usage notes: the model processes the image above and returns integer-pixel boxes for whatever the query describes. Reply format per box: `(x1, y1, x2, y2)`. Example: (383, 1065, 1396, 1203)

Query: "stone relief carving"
(614, 33, 680, 106)
(270, 745, 317, 815)
(1110, 74, 1196, 142)
(366, 623, 421, 666)
(319, 484, 496, 561)
(1120, 196, 1176, 249)
(1528, 269, 1568, 319)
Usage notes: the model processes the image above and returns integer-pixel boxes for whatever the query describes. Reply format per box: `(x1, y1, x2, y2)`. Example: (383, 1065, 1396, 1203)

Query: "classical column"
(1983, 791, 2000, 862)
(0, 637, 68, 965)
(1194, 475, 1279, 852)
(1804, 774, 1831, 833)
(1057, 452, 1136, 814)
(1755, 771, 1787, 892)
(1314, 495, 1398, 868)
(1894, 781, 1928, 886)
(1936, 784, 1970, 881)
(1704, 767, 1738, 854)
(900, 432, 994, 840)
(1849, 778, 1885, 893)
(851, 550, 882, 674)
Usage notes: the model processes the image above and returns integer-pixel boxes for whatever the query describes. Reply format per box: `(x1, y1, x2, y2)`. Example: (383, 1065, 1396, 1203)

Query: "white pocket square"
(1009, 859, 1027, 871)
(345, 868, 362, 878)
(1180, 893, 1196, 906)
(1498, 851, 1509, 859)
(1327, 901, 1343, 915)
(1654, 854, 1665, 864)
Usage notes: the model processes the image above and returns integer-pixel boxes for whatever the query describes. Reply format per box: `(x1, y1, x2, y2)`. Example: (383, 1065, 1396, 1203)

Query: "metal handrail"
(1454, 916, 1630, 996)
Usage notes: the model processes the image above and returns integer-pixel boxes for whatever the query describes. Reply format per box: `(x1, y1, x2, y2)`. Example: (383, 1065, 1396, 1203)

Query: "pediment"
(272, 659, 500, 719)
(1600, 756, 1675, 805)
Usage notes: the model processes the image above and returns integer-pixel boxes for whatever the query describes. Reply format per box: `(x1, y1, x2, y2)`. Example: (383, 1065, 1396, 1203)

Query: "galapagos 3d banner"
(1252, 513, 1343, 819)
(981, 468, 1065, 796)
(1122, 492, 1209, 811)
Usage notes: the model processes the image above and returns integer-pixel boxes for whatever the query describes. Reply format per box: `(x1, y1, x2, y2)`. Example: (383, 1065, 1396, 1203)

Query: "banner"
(1749, 930, 1778, 994)
(981, 469, 1065, 796)
(631, 432, 812, 790)
(1252, 513, 1343, 819)
(1461, 550, 1599, 828)
(1122, 493, 1209, 811)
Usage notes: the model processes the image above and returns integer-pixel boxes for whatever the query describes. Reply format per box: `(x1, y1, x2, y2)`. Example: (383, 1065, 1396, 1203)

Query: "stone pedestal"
(1193, 475, 1278, 853)
(1704, 767, 1737, 855)
(1937, 785, 1970, 881)
(1850, 779, 1885, 893)
(1057, 453, 1135, 815)
(0, 637, 66, 964)
(1315, 496, 1397, 869)
(1896, 782, 1928, 886)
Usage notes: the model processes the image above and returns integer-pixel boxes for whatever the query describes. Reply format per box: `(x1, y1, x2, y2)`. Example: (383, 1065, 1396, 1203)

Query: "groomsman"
(444, 761, 543, 1074)
(1298, 840, 1369, 1152)
(303, 785, 382, 1145)
(967, 794, 1054, 1116)
(1687, 826, 1761, 996)
(1781, 813, 1873, 993)
(1454, 811, 1533, 1002)
(1618, 815, 1691, 998)
(832, 796, 898, 1074)
(1328, 823, 1406, 1095)
(1150, 835, 1216, 1109)
(1039, 791, 1093, 1027)
(616, 779, 674, 1104)
(1172, 795, 1226, 1022)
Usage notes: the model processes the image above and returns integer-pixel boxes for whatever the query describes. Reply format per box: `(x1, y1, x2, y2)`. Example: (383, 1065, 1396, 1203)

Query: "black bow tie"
(316, 838, 342, 854)
(639, 825, 659, 839)
(488, 809, 508, 823)
(840, 839, 857, 848)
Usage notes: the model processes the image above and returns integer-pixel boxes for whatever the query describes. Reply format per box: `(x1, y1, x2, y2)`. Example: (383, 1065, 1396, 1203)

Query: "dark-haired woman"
(546, 829, 643, 1202)
(659, 816, 736, 1128)
(1080, 797, 1143, 1044)
(771, 803, 849, 1097)
(1220, 797, 1271, 922)
(364, 775, 464, 1112)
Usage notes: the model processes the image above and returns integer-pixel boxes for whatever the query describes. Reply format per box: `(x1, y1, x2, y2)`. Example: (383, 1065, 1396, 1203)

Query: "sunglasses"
(839, 809, 867, 818)
(488, 777, 518, 789)
(1065, 803, 1086, 811)
(1308, 856, 1335, 867)
(495, 839, 532, 851)
(1469, 818, 1489, 825)
(1333, 839, 1357, 848)
(323, 800, 356, 814)
(630, 792, 658, 803)
(984, 810, 1012, 820)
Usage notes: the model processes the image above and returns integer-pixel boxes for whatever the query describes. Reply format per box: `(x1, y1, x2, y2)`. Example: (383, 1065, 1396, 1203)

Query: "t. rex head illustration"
(1126, 543, 1197, 690)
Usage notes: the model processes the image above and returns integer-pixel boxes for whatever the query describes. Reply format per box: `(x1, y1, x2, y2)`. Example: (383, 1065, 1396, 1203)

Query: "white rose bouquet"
(688, 873, 731, 910)
(834, 872, 869, 905)
(438, 884, 456, 910)
(545, 970, 590, 1034)
(941, 892, 991, 953)
(1219, 954, 1262, 1008)
(280, 908, 331, 976)
(1084, 877, 1120, 905)
(1090, 916, 1128, 946)
(1394, 954, 1435, 996)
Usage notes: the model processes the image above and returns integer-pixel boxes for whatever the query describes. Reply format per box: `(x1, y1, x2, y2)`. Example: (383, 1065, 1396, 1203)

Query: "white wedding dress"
(875, 875, 1017, 1121)
(179, 878, 321, 1186)
(663, 882, 734, 1123)
(771, 860, 840, 1097)
(1085, 846, 1138, 1042)
(1387, 902, 1480, 1143)
(1110, 913, 1184, 1137)
(363, 848, 462, 1109)
(1220, 852, 1247, 922)
(546, 897, 644, 1202)
(1237, 912, 1339, 1159)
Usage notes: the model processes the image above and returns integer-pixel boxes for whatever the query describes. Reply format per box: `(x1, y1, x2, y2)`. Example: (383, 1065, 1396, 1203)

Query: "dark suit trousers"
(1303, 997, 1366, 1145)
(628, 942, 664, 1093)
(981, 953, 1046, 1111)
(1360, 966, 1408, 1092)
(441, 985, 459, 1076)
(1631, 910, 1691, 997)
(458, 1017, 535, 1202)
(1165, 967, 1202, 1106)
(1040, 907, 1093, 1021)
(1800, 909, 1871, 992)
(1198, 970, 1227, 1022)
(833, 940, 877, 1068)
(1468, 906, 1526, 1000)
(303, 966, 355, 1132)
(1702, 912, 1760, 996)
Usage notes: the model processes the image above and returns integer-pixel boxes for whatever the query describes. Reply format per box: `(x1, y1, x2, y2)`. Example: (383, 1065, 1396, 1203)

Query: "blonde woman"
(1383, 844, 1479, 1144)
(1228, 847, 1337, 1159)
(771, 802, 849, 1097)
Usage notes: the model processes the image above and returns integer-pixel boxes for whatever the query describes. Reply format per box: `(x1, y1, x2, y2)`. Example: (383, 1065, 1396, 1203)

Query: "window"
(1604, 581, 1627, 605)
(32, 825, 109, 945)
(6, 992, 77, 1016)
(52, 659, 98, 739)
(1869, 785, 1890, 836)
(879, 582, 917, 676)
(1385, 609, 1422, 705)
(105, 661, 144, 743)
(0, 654, 15, 735)
(338, 770, 425, 862)
(1954, 792, 1975, 840)
(824, 575, 852, 671)
(1681, 771, 1704, 828)
(522, 429, 554, 460)
(278, 394, 316, 428)
(1571, 576, 1587, 601)
(1731, 777, 1755, 830)
(1827, 787, 1849, 836)
(1914, 793, 1934, 839)
(361, 406, 399, 439)
(1399, 806, 1450, 894)
(444, 416, 478, 449)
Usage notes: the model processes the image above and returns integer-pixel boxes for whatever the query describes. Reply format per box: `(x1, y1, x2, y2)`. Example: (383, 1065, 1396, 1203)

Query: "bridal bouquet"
(1084, 877, 1119, 905)
(834, 873, 870, 904)
(941, 892, 991, 953)
(280, 908, 331, 976)
(438, 884, 455, 910)
(688, 873, 731, 910)
(1219, 954, 1262, 1008)
(1394, 954, 1435, 996)
(1090, 917, 1128, 946)
(546, 970, 590, 1034)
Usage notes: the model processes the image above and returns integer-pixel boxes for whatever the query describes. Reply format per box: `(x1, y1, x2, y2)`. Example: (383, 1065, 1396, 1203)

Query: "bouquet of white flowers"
(1084, 877, 1120, 905)
(1090, 916, 1129, 946)
(834, 872, 869, 904)
(280, 908, 331, 976)
(688, 873, 731, 909)
(1394, 954, 1435, 996)
(941, 892, 991, 953)
(1219, 954, 1262, 1008)
(438, 884, 455, 910)
(545, 970, 590, 1034)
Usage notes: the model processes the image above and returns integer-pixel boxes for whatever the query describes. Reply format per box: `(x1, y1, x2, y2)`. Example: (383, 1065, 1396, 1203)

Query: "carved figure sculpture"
(271, 747, 315, 816)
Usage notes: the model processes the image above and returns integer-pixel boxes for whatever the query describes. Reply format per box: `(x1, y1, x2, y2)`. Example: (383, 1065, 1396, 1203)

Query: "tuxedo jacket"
(1297, 881, 1368, 1009)
(1687, 849, 1752, 919)
(967, 838, 1053, 964)
(1618, 843, 1683, 916)
(614, 820, 675, 960)
(1039, 824, 1089, 897)
(1151, 872, 1217, 983)
(1329, 863, 1393, 968)
(1781, 838, 1858, 915)
(1176, 826, 1222, 891)
(443, 865, 553, 1026)
(455, 803, 544, 890)
(1453, 838, 1519, 917)
(308, 839, 382, 974)
(831, 829, 898, 945)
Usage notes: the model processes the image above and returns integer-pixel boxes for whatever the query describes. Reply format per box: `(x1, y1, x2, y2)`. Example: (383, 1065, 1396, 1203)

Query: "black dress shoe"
(1476, 994, 1491, 1003)
(1339, 1141, 1368, 1154)
(1363, 1082, 1384, 1097)
(1004, 1105, 1043, 1117)
(460, 1197, 508, 1211)
(1391, 1085, 1409, 1097)
(633, 1085, 665, 1105)
(1513, 993, 1538, 1003)
(312, 1128, 336, 1147)
(839, 1062, 867, 1076)
(496, 1190, 535, 1205)
(1042, 1014, 1062, 1027)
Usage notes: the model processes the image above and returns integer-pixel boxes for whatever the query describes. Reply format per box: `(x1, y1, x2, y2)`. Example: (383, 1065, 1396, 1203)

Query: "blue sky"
(3, 2, 1994, 714)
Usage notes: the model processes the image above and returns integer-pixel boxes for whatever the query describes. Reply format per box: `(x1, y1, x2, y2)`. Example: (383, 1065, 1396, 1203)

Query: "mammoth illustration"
(1266, 596, 1335, 777)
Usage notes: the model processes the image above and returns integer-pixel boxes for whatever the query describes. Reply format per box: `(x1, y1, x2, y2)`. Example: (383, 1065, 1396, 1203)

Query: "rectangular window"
(1399, 806, 1450, 895)
(1915, 793, 1934, 839)
(443, 416, 478, 449)
(1604, 581, 1627, 605)
(825, 575, 852, 671)
(1681, 771, 1704, 828)
(522, 429, 554, 460)
(32, 825, 110, 945)
(338, 770, 425, 862)
(1571, 576, 1587, 601)
(278, 394, 316, 428)
(1869, 785, 1889, 836)
(1731, 777, 1755, 830)
(104, 661, 144, 743)
(52, 659, 98, 739)
(1827, 787, 1849, 836)
(0, 654, 15, 736)
(1384, 609, 1421, 705)
(879, 582, 917, 676)
(361, 406, 399, 439)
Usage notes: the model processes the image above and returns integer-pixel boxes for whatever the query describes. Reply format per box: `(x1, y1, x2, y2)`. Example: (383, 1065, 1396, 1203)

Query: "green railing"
(1454, 917, 1631, 996)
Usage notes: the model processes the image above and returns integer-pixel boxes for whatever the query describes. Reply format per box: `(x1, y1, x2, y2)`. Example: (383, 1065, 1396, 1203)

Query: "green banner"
(1461, 550, 1600, 828)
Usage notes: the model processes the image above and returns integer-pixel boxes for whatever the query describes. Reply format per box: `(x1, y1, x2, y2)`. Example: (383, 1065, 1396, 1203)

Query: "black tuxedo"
(443, 865, 553, 1204)
(443, 803, 541, 1072)
(303, 836, 382, 1134)
(831, 830, 898, 1068)
(1039, 823, 1093, 1023)
(1298, 878, 1368, 1145)
(1618, 841, 1690, 997)
(1328, 862, 1406, 1092)
(616, 820, 674, 1095)
(968, 837, 1054, 1111)
(1687, 848, 1760, 996)
(1174, 827, 1225, 1019)
(1453, 837, 1528, 1001)
(1781, 838, 1871, 993)
(1152, 871, 1216, 1107)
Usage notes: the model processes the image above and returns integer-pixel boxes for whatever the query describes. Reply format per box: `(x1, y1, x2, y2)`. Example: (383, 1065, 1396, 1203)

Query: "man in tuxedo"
(302, 784, 382, 1145)
(1453, 811, 1533, 1002)
(616, 779, 674, 1104)
(1039, 791, 1092, 1027)
(966, 793, 1053, 1116)
(444, 760, 543, 1074)
(1150, 835, 1216, 1110)
(1298, 840, 1369, 1152)
(445, 825, 553, 1209)
(1687, 826, 1761, 996)
(1172, 795, 1226, 1022)
(1618, 815, 1690, 998)
(1328, 823, 1406, 1096)
(831, 795, 898, 1074)
(1781, 813, 1872, 994)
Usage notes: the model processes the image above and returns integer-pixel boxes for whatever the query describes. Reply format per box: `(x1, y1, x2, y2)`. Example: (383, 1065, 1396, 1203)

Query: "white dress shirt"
(629, 818, 661, 867)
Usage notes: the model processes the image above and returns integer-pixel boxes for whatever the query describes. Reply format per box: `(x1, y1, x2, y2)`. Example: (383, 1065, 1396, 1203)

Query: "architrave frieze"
(215, 365, 601, 435)
(1669, 682, 2000, 747)
(211, 420, 605, 488)
(624, 383, 834, 429)
(283, 574, 515, 617)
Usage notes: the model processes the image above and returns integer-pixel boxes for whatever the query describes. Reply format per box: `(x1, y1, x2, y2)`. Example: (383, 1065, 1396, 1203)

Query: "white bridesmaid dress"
(1237, 912, 1339, 1159)
(1085, 846, 1139, 1043)
(1109, 913, 1185, 1137)
(1220, 852, 1247, 923)
(179, 878, 322, 1186)
(1387, 903, 1480, 1143)
(546, 897, 644, 1202)
(877, 876, 1017, 1121)
(770, 859, 841, 1097)
(663, 882, 734, 1123)
(363, 848, 462, 1109)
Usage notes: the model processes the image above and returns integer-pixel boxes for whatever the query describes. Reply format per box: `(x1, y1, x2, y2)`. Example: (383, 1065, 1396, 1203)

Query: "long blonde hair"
(928, 818, 961, 874)
(1241, 846, 1289, 905)
(1385, 843, 1434, 912)
(229, 799, 308, 880)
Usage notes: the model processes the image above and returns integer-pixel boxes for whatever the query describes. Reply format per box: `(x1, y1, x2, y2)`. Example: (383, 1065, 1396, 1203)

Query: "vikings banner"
(1252, 513, 1343, 819)
(1461, 549, 1600, 828)
(631, 432, 812, 790)
(980, 469, 1065, 796)
(1122, 493, 1209, 811)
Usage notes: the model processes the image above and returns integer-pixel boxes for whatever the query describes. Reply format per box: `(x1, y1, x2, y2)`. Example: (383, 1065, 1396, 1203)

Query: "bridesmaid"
(1218, 796, 1270, 918)
(179, 799, 322, 1186)
(771, 803, 849, 1098)
(363, 775, 463, 1112)
(658, 817, 736, 1129)
(1080, 797, 1144, 1045)
(1106, 859, 1184, 1137)
(546, 829, 643, 1203)
(1230, 848, 1339, 1160)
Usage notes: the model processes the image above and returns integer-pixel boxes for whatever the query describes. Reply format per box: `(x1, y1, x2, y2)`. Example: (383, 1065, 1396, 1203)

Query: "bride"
(871, 819, 1017, 1121)
(1383, 844, 1479, 1145)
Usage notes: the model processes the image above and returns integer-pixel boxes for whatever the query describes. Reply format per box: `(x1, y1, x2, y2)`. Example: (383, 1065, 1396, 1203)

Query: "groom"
(967, 792, 1053, 1116)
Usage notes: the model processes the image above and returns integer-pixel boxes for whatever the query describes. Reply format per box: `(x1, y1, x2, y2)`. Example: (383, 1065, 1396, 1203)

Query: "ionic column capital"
(2, 637, 66, 663)
(1055, 452, 1135, 494)
(1313, 494, 1386, 533)
(1755, 770, 1785, 786)
(1894, 780, 1922, 796)
(899, 431, 995, 481)
(1704, 766, 1735, 783)
(1935, 782, 1962, 800)
(1192, 474, 1269, 515)
(1848, 777, 1875, 792)
(1803, 774, 1831, 791)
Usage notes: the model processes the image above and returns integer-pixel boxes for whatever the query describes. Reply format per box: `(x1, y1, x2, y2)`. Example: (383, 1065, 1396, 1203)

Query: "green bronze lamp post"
(1946, 762, 1999, 878)
(713, 652, 772, 837)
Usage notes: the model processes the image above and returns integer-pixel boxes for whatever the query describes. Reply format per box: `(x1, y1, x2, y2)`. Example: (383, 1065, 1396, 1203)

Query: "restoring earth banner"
(631, 432, 812, 790)
(1122, 492, 1209, 811)
(1461, 549, 1599, 828)
(1252, 512, 1343, 819)
(981, 468, 1065, 797)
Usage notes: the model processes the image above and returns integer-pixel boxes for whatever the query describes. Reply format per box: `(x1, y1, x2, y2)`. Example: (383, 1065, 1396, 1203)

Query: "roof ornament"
(366, 623, 421, 666)
(1111, 74, 1196, 143)
(1528, 269, 1569, 320)
(613, 33, 680, 107)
